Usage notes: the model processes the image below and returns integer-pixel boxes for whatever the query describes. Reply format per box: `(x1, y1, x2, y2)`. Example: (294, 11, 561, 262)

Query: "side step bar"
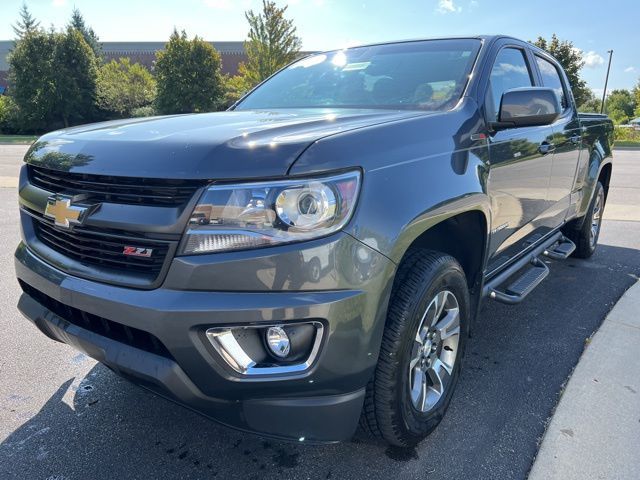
(543, 235, 576, 260)
(483, 232, 576, 305)
(489, 258, 549, 304)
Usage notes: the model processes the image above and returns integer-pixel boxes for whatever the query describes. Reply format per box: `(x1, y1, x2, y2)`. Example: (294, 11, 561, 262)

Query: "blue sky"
(1, 0, 638, 93)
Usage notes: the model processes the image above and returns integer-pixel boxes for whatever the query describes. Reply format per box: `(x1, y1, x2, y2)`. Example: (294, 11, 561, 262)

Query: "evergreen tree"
(69, 7, 102, 58)
(8, 30, 57, 131)
(12, 3, 40, 39)
(242, 0, 301, 84)
(52, 29, 99, 127)
(225, 0, 302, 105)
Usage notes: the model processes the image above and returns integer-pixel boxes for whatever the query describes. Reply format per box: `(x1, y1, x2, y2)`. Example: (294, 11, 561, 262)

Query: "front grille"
(19, 280, 173, 360)
(28, 165, 205, 207)
(31, 214, 169, 277)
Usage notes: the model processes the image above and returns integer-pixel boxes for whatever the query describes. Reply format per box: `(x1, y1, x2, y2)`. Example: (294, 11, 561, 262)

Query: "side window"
(536, 55, 568, 110)
(487, 48, 533, 121)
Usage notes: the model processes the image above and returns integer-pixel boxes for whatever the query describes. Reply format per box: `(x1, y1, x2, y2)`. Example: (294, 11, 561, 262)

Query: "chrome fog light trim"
(207, 329, 257, 373)
(205, 322, 324, 378)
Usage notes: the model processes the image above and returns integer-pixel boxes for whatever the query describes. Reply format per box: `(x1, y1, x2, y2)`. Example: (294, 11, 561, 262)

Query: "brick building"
(0, 40, 248, 92)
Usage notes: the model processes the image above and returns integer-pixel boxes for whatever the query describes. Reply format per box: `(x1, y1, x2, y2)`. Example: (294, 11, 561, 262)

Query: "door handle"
(570, 134, 581, 145)
(538, 142, 556, 155)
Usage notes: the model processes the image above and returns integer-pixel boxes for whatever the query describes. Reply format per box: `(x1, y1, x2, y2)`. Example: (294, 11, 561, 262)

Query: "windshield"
(235, 39, 481, 111)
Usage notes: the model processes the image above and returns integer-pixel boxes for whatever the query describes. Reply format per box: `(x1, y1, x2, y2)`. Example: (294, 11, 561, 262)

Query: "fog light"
(266, 326, 291, 358)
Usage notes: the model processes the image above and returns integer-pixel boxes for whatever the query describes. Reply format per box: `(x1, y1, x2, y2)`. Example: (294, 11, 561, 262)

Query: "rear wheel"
(360, 250, 470, 447)
(565, 181, 605, 259)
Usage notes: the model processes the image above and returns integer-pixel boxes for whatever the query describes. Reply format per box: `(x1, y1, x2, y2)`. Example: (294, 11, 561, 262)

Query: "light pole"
(600, 50, 613, 114)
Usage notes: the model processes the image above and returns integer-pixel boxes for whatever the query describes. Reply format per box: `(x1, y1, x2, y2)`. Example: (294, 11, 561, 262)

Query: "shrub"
(97, 58, 156, 118)
(614, 126, 640, 144)
(130, 105, 157, 118)
(0, 96, 20, 134)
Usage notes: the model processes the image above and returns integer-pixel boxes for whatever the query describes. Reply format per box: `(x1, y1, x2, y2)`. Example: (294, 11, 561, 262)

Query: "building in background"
(0, 40, 248, 92)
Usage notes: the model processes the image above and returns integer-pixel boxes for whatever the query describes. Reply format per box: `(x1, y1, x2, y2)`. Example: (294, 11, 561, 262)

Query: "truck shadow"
(1, 243, 639, 480)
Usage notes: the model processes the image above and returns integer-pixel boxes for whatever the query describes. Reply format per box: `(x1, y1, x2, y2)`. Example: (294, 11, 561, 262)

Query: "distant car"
(16, 35, 613, 447)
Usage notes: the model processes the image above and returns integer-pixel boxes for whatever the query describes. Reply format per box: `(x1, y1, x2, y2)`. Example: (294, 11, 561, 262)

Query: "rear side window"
(536, 55, 568, 110)
(487, 48, 533, 121)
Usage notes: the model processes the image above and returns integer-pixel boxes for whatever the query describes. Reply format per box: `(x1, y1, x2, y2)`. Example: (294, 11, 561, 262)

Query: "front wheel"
(360, 250, 470, 447)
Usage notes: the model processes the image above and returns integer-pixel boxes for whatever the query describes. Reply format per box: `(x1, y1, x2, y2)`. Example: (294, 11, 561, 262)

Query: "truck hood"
(25, 109, 422, 179)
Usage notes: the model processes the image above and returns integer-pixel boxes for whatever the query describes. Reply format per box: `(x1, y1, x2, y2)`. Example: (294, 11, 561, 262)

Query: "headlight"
(181, 170, 361, 254)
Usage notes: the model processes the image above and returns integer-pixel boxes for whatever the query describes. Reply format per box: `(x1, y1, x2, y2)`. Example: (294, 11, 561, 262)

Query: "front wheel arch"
(393, 209, 489, 297)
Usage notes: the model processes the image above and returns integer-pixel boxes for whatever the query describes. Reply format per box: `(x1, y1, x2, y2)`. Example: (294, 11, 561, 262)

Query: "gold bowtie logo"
(44, 195, 95, 228)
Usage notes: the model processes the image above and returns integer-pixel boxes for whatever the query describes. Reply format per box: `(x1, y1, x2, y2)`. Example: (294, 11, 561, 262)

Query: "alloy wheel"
(408, 290, 460, 413)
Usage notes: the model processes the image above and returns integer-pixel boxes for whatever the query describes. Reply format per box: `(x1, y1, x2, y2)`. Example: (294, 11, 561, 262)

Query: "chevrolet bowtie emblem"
(44, 194, 97, 229)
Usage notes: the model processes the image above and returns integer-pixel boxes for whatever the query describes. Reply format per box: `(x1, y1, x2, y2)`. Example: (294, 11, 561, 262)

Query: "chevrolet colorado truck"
(15, 36, 613, 446)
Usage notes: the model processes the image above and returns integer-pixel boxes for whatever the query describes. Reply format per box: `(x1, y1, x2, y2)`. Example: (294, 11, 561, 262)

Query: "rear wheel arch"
(573, 156, 612, 229)
(597, 161, 612, 201)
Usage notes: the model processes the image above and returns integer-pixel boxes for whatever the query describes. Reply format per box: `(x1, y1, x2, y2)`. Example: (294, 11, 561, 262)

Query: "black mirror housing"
(496, 87, 562, 129)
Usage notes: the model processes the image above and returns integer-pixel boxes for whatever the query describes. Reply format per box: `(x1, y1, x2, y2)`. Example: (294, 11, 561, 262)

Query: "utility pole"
(600, 50, 613, 114)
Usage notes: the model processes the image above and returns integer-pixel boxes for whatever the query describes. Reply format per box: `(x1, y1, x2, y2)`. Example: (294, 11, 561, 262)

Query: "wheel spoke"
(432, 357, 453, 376)
(434, 308, 460, 340)
(426, 358, 451, 402)
(416, 297, 439, 343)
(426, 362, 444, 401)
(410, 366, 426, 408)
(409, 354, 420, 371)
(432, 291, 447, 326)
(419, 373, 429, 411)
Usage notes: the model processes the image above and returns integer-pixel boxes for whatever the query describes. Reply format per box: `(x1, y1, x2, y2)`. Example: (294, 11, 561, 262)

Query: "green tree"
(222, 73, 253, 107)
(532, 34, 590, 107)
(634, 80, 640, 118)
(12, 3, 40, 39)
(604, 89, 636, 124)
(97, 58, 156, 117)
(52, 29, 99, 127)
(0, 96, 14, 133)
(8, 29, 58, 131)
(154, 30, 224, 114)
(578, 89, 601, 113)
(235, 0, 302, 89)
(69, 7, 101, 58)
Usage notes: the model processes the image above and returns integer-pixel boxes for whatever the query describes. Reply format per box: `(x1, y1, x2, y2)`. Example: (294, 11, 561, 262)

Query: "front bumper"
(15, 233, 394, 442)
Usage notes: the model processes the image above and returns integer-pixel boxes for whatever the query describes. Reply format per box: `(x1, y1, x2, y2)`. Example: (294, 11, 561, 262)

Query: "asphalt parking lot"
(1, 146, 638, 480)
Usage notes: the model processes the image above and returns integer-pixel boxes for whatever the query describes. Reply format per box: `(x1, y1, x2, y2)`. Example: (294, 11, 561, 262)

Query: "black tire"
(564, 181, 605, 259)
(360, 250, 470, 447)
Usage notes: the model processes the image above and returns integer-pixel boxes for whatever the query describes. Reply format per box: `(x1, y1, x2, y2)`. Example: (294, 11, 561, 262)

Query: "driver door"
(485, 46, 556, 273)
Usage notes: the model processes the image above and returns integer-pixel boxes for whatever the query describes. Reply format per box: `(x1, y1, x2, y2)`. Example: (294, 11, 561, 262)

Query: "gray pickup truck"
(15, 35, 613, 446)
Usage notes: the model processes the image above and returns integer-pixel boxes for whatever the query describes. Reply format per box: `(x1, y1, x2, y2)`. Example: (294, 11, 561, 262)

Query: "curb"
(528, 279, 640, 480)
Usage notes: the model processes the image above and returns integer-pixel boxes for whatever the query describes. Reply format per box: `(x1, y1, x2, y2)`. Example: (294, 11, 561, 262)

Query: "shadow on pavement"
(1, 243, 638, 480)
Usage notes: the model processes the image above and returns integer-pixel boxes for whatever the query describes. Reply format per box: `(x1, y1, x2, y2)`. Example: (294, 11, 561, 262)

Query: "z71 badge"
(122, 246, 153, 258)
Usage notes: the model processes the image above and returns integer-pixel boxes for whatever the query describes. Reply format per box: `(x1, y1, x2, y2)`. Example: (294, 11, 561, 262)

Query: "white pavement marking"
(528, 280, 640, 480)
(0, 176, 18, 188)
(603, 203, 640, 222)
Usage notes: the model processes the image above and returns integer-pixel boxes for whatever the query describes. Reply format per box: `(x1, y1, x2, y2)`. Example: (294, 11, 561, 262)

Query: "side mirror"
(494, 87, 562, 130)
